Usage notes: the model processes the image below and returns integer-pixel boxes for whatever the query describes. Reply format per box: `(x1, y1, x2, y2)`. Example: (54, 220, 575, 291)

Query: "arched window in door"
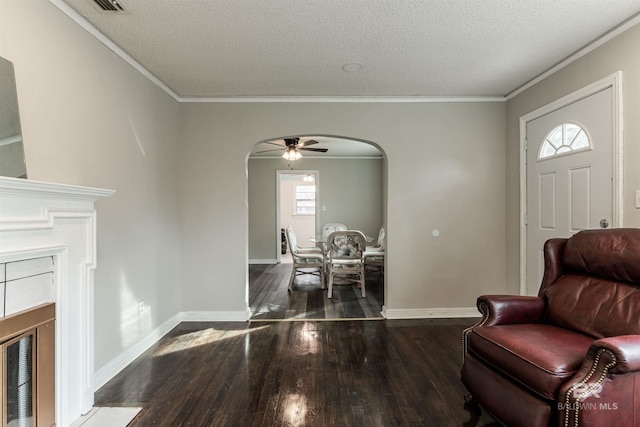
(538, 123, 590, 160)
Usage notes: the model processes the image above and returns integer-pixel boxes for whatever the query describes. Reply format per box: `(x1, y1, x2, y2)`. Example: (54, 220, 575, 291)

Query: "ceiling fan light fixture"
(303, 173, 314, 182)
(282, 146, 302, 161)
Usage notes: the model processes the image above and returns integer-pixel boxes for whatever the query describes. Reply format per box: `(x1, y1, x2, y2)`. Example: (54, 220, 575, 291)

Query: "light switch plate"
(636, 190, 640, 208)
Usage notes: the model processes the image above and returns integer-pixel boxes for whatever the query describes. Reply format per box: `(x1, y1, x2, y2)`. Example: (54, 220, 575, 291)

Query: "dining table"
(310, 233, 375, 244)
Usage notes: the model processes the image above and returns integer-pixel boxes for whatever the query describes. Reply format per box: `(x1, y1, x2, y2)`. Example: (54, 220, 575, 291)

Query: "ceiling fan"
(256, 137, 328, 160)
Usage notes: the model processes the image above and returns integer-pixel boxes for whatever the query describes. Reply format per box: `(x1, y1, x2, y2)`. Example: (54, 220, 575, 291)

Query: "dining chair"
(366, 226, 385, 251)
(321, 222, 347, 255)
(364, 226, 385, 272)
(322, 223, 347, 241)
(285, 226, 324, 291)
(326, 230, 366, 298)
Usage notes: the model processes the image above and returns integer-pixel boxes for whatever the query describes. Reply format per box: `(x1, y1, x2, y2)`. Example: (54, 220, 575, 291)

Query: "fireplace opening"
(5, 331, 34, 426)
(0, 304, 55, 427)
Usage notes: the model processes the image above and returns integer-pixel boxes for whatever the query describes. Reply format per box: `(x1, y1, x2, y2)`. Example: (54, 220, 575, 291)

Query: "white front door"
(525, 87, 614, 295)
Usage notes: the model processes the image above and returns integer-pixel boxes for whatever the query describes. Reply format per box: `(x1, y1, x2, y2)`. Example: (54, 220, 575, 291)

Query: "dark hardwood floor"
(95, 319, 499, 426)
(95, 259, 499, 426)
(249, 258, 384, 320)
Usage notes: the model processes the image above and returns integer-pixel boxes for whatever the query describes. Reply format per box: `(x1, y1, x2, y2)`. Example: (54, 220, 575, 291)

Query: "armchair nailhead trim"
(562, 348, 617, 427)
(461, 301, 489, 364)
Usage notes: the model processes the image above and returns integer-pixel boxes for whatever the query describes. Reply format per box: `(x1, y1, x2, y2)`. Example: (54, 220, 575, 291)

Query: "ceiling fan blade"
(255, 148, 285, 154)
(299, 147, 328, 152)
(299, 139, 319, 147)
(263, 141, 285, 147)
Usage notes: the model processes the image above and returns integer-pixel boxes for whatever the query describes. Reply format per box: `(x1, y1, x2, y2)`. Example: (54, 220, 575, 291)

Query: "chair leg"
(463, 393, 482, 421)
(288, 266, 296, 291)
(320, 266, 325, 289)
(463, 393, 478, 406)
(327, 271, 333, 298)
(359, 268, 366, 298)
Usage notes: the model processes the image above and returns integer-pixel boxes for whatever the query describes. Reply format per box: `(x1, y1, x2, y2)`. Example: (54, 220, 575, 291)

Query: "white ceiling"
(52, 0, 640, 158)
(55, 0, 640, 100)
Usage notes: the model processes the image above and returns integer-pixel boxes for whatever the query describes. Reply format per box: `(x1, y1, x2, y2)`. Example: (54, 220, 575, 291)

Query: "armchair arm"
(590, 335, 640, 374)
(559, 335, 640, 426)
(476, 295, 545, 327)
(462, 295, 545, 363)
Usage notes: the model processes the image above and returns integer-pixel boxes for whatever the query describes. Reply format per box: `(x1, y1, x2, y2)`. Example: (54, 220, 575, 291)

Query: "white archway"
(246, 134, 388, 318)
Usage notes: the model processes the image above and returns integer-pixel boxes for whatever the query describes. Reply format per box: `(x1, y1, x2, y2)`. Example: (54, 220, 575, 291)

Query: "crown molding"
(50, 0, 640, 104)
(506, 13, 640, 100)
(179, 96, 506, 103)
(49, 0, 181, 102)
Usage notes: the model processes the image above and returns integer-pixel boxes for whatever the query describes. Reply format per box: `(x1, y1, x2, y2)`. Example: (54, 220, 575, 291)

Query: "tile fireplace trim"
(0, 176, 114, 427)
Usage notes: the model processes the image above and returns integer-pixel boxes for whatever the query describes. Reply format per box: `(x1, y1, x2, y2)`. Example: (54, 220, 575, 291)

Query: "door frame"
(518, 71, 623, 295)
(275, 169, 320, 263)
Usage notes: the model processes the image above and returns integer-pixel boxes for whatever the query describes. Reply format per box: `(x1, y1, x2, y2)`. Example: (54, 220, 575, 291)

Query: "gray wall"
(505, 23, 640, 293)
(0, 1, 182, 371)
(248, 157, 384, 261)
(180, 102, 507, 314)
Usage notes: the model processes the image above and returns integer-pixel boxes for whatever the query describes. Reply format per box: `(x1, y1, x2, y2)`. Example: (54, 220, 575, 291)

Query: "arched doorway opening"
(247, 135, 387, 320)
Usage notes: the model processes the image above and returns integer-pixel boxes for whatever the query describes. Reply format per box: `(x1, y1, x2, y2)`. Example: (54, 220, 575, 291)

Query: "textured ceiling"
(56, 0, 640, 99)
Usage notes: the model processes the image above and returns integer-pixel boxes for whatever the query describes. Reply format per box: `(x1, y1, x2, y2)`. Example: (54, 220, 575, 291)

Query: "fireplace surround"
(0, 177, 114, 426)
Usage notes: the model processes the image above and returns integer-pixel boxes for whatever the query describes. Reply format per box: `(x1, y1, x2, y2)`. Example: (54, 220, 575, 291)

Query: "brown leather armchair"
(461, 228, 640, 427)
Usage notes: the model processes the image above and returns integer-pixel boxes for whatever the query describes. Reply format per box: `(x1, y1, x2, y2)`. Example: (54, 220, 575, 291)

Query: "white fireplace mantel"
(0, 176, 114, 427)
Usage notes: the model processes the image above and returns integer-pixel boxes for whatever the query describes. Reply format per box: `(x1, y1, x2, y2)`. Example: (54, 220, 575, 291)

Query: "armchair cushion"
(544, 275, 640, 339)
(468, 324, 593, 400)
(562, 228, 640, 283)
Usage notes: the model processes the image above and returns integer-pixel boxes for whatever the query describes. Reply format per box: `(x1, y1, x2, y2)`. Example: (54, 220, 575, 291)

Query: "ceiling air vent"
(91, 0, 127, 13)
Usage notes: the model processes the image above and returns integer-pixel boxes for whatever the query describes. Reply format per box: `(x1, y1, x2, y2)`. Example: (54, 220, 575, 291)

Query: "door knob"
(600, 219, 609, 229)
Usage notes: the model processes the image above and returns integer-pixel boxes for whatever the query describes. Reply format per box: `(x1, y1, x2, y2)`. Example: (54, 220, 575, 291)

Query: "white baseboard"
(94, 313, 182, 390)
(249, 259, 277, 264)
(382, 306, 479, 319)
(93, 309, 250, 391)
(180, 309, 251, 322)
(94, 306, 477, 392)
